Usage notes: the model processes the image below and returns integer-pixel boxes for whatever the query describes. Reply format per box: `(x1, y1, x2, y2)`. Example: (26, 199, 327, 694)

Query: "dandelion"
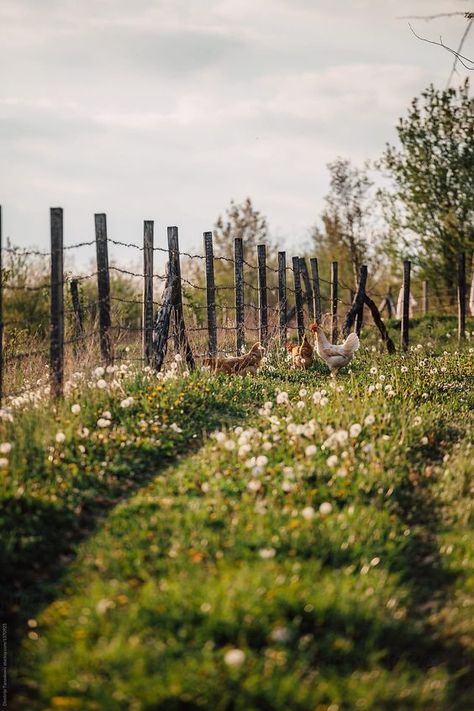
(413, 416, 422, 426)
(120, 397, 134, 408)
(301, 506, 315, 520)
(0, 442, 12, 454)
(97, 418, 111, 428)
(319, 502, 333, 515)
(96, 379, 107, 390)
(0, 458, 8, 468)
(276, 391, 289, 405)
(224, 648, 245, 667)
(326, 454, 338, 467)
(102, 411, 112, 420)
(224, 440, 236, 451)
(282, 481, 294, 492)
(401, 366, 408, 373)
(296, 401, 305, 409)
(247, 480, 261, 492)
(305, 444, 317, 457)
(270, 626, 291, 643)
(370, 367, 377, 375)
(364, 414, 375, 426)
(259, 548, 276, 559)
(174, 354, 183, 362)
(256, 455, 268, 467)
(71, 404, 81, 415)
(349, 423, 362, 438)
(55, 432, 66, 444)
(170, 423, 183, 433)
(93, 366, 105, 378)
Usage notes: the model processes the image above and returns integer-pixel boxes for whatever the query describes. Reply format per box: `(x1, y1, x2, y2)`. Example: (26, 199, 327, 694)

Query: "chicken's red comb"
(310, 323, 318, 333)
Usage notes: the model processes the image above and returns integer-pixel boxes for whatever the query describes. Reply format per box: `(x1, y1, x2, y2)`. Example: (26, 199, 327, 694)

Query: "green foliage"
(380, 81, 474, 296)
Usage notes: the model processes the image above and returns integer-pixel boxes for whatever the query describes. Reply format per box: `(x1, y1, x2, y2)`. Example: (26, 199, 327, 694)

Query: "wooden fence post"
(70, 279, 84, 353)
(292, 256, 305, 340)
(50, 207, 64, 399)
(257, 244, 268, 346)
(330, 261, 338, 343)
(143, 220, 154, 365)
(422, 280, 428, 316)
(203, 231, 217, 357)
(342, 264, 367, 338)
(310, 257, 322, 324)
(234, 237, 245, 354)
(167, 226, 194, 368)
(401, 260, 411, 351)
(458, 252, 466, 341)
(299, 257, 314, 321)
(0, 206, 3, 406)
(152, 266, 173, 372)
(94, 213, 113, 364)
(278, 251, 287, 347)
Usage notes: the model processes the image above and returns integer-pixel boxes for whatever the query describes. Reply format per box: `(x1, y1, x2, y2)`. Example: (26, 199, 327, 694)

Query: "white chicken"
(310, 322, 360, 376)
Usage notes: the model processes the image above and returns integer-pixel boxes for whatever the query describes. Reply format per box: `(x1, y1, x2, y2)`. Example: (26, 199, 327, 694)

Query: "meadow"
(2, 316, 473, 710)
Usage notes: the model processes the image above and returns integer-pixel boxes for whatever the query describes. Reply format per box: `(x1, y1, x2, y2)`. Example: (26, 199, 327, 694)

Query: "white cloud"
(0, 0, 471, 258)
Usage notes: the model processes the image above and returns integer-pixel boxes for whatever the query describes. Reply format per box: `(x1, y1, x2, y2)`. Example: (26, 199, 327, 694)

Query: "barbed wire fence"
(0, 204, 471, 404)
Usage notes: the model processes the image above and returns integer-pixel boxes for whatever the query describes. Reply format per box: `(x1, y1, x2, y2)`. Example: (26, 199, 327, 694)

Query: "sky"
(0, 0, 472, 267)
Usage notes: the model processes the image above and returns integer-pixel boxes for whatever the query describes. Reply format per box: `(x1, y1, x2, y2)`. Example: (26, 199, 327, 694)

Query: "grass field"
(2, 316, 474, 710)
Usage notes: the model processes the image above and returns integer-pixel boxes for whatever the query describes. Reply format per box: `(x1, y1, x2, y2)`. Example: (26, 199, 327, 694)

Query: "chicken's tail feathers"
(342, 332, 360, 357)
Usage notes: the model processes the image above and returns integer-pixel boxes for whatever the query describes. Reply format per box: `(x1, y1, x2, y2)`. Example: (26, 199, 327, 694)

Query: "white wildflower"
(319, 502, 333, 515)
(301, 506, 315, 520)
(224, 648, 245, 667)
(55, 432, 66, 444)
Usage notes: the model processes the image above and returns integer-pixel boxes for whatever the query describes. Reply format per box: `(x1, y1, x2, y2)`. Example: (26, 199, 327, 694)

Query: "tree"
(380, 81, 474, 299)
(182, 198, 272, 326)
(214, 197, 269, 257)
(312, 159, 377, 287)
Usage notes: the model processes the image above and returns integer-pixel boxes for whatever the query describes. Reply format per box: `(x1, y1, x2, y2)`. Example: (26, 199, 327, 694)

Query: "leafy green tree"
(380, 80, 474, 299)
(310, 159, 383, 297)
(183, 198, 272, 325)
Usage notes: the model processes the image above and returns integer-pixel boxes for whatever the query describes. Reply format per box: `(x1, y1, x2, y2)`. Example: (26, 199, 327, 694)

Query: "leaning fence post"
(292, 256, 305, 340)
(401, 260, 411, 352)
(143, 220, 154, 365)
(342, 264, 367, 338)
(330, 261, 338, 343)
(50, 207, 64, 399)
(167, 226, 194, 368)
(310, 257, 322, 324)
(0, 206, 3, 406)
(70, 278, 84, 353)
(422, 280, 428, 316)
(257, 244, 268, 346)
(203, 231, 217, 357)
(458, 252, 466, 341)
(234, 237, 245, 354)
(94, 213, 113, 364)
(299, 257, 314, 321)
(278, 251, 287, 347)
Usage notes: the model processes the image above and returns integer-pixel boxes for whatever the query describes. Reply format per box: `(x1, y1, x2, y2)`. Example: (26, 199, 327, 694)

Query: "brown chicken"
(290, 333, 314, 370)
(203, 342, 265, 375)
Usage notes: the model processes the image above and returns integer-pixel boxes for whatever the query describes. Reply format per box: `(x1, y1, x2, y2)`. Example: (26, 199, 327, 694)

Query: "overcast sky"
(0, 0, 472, 265)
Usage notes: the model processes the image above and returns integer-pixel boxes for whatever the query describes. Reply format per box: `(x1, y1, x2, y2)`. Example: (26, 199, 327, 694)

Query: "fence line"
(0, 205, 472, 403)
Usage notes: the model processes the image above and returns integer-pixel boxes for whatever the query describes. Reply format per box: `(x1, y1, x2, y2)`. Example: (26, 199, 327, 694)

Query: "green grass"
(2, 317, 474, 710)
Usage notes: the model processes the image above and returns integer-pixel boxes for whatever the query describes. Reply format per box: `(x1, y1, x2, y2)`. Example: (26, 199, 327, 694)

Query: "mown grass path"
(4, 338, 474, 710)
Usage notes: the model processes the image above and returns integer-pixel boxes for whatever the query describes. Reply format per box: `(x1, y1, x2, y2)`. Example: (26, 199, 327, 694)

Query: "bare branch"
(409, 23, 474, 70)
(447, 18, 474, 87)
(398, 12, 472, 21)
